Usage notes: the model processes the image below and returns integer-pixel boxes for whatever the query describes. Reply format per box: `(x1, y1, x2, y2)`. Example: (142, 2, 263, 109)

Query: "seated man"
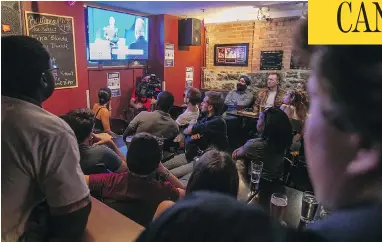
(164, 92, 228, 177)
(123, 91, 179, 140)
(174, 88, 202, 144)
(184, 91, 228, 162)
(224, 75, 254, 110)
(253, 73, 286, 113)
(84, 133, 185, 227)
(61, 108, 128, 175)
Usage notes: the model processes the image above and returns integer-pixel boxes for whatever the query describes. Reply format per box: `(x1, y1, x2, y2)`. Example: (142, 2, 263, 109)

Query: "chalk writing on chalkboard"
(260, 51, 283, 71)
(25, 12, 78, 89)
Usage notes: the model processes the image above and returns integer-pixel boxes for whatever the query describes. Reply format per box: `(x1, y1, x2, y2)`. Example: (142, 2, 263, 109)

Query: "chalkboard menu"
(25, 12, 78, 89)
(260, 51, 283, 70)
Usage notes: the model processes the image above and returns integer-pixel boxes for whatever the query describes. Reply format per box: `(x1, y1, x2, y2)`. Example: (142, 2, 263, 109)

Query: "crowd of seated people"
(3, 11, 382, 242)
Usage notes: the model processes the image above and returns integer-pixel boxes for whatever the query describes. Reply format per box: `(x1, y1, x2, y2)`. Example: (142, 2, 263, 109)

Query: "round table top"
(248, 181, 304, 229)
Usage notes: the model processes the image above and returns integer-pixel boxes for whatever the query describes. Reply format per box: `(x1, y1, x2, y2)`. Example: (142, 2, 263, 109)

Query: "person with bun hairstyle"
(93, 87, 113, 135)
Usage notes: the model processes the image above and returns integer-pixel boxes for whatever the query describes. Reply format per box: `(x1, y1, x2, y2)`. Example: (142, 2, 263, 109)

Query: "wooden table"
(248, 182, 303, 229)
(81, 197, 144, 242)
(225, 110, 259, 119)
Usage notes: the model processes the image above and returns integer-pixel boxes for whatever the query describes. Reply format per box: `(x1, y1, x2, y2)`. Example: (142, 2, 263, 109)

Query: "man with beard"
(224, 75, 254, 110)
(163, 91, 228, 181)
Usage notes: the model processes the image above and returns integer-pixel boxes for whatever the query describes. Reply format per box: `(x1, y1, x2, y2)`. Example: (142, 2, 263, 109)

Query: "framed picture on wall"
(214, 43, 249, 66)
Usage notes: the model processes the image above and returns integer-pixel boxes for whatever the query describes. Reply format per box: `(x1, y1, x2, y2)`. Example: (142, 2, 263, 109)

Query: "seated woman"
(232, 108, 292, 182)
(153, 149, 239, 219)
(93, 87, 113, 135)
(84, 132, 185, 227)
(280, 90, 308, 152)
(280, 90, 308, 122)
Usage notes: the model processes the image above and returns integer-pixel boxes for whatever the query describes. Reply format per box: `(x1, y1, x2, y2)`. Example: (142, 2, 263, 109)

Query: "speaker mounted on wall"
(1, 1, 23, 36)
(178, 18, 201, 46)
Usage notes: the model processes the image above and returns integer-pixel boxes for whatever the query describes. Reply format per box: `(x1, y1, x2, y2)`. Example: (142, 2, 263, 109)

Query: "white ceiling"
(97, 1, 307, 23)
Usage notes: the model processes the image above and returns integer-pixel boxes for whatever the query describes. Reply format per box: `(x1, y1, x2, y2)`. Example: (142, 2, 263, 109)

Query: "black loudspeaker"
(178, 18, 201, 46)
(1, 1, 23, 36)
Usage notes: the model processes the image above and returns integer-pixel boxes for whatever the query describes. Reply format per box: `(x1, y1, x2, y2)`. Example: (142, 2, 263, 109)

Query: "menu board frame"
(260, 50, 284, 71)
(24, 11, 78, 89)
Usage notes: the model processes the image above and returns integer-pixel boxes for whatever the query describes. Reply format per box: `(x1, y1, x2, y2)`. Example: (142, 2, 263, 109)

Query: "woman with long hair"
(281, 90, 308, 124)
(153, 149, 239, 220)
(92, 87, 113, 135)
(232, 108, 292, 181)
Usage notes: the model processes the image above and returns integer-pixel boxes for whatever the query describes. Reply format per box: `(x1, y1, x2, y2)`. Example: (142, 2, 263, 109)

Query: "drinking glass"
(300, 191, 319, 223)
(270, 193, 288, 225)
(249, 160, 263, 195)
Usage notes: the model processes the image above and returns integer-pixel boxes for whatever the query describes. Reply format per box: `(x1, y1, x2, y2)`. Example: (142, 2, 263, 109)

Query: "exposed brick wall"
(203, 17, 311, 91)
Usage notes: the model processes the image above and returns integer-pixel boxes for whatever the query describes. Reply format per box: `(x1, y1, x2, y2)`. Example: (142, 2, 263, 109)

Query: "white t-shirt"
(1, 96, 90, 241)
(265, 90, 277, 108)
(175, 107, 200, 127)
(174, 107, 200, 142)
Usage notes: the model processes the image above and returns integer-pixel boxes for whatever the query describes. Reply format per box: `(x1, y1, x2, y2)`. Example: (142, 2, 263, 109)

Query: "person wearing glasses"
(2, 36, 90, 241)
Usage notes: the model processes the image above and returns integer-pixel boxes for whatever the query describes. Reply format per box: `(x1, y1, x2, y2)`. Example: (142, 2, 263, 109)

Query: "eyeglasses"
(47, 67, 59, 81)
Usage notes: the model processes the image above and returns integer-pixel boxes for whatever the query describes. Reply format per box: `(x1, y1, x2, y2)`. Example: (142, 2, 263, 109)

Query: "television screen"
(86, 7, 149, 61)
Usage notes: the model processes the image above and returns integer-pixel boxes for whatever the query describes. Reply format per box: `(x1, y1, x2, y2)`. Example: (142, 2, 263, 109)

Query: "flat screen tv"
(86, 6, 149, 61)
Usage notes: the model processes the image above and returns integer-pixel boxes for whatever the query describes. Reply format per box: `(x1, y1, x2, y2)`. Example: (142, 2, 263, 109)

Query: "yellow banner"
(309, 0, 382, 44)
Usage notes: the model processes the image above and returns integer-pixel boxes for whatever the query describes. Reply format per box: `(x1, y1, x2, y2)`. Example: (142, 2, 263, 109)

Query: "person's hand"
(156, 162, 167, 173)
(151, 98, 157, 105)
(136, 102, 144, 109)
(92, 133, 113, 146)
(191, 134, 201, 140)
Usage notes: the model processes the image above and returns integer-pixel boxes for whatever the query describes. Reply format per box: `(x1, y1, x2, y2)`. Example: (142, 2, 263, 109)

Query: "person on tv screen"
(128, 18, 148, 58)
(103, 16, 119, 60)
(103, 16, 119, 47)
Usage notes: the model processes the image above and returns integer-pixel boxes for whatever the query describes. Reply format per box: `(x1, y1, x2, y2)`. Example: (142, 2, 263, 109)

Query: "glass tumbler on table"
(300, 191, 319, 223)
(249, 160, 263, 195)
(270, 193, 288, 226)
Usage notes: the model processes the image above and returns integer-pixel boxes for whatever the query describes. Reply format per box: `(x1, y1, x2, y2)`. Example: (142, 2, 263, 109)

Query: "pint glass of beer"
(249, 160, 263, 195)
(270, 193, 288, 224)
(300, 191, 319, 223)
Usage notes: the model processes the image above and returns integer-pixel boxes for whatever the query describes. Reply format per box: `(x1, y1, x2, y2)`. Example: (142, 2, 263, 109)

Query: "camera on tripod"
(136, 74, 162, 98)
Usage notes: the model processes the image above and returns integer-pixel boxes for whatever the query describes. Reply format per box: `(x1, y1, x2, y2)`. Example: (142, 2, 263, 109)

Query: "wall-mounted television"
(86, 6, 149, 61)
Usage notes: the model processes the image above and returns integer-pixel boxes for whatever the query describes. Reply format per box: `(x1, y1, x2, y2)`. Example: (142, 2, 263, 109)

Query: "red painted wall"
(88, 68, 144, 119)
(22, 2, 204, 114)
(163, 15, 202, 103)
(23, 1, 89, 115)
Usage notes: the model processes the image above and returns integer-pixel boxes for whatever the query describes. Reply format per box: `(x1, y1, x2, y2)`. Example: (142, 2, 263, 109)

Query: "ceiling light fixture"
(257, 7, 272, 21)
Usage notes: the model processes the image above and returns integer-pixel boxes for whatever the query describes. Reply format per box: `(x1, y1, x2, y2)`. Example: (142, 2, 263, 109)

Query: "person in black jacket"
(183, 91, 228, 162)
(163, 91, 228, 181)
